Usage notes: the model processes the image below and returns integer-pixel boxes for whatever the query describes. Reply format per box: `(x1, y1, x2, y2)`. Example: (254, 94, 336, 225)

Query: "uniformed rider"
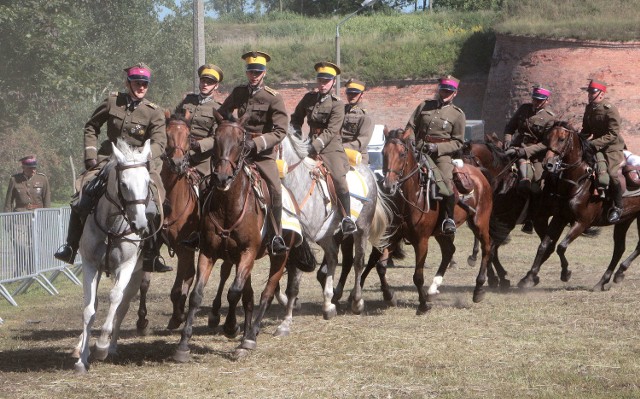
(291, 61, 357, 235)
(54, 63, 171, 272)
(218, 51, 289, 254)
(580, 78, 625, 223)
(405, 75, 465, 235)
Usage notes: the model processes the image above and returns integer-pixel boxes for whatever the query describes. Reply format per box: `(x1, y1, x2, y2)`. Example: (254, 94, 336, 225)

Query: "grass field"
(1, 225, 639, 398)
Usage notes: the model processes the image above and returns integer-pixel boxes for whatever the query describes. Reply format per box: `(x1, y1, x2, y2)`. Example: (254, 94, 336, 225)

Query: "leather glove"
(84, 159, 97, 170)
(190, 138, 201, 152)
(245, 139, 257, 156)
(425, 143, 438, 155)
(505, 147, 526, 158)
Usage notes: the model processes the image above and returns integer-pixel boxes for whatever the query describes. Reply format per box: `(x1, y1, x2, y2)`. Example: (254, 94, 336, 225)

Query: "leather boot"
(517, 159, 531, 194)
(338, 192, 357, 235)
(270, 203, 288, 255)
(607, 180, 624, 223)
(142, 215, 173, 273)
(441, 194, 456, 235)
(54, 209, 84, 264)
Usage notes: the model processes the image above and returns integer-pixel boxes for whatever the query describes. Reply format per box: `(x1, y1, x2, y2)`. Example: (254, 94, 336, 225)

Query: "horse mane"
(386, 128, 405, 140)
(167, 113, 190, 127)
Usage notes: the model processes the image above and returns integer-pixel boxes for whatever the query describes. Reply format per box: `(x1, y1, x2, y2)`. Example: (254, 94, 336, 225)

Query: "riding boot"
(607, 180, 624, 223)
(142, 215, 173, 273)
(338, 192, 357, 235)
(54, 209, 84, 264)
(441, 194, 456, 235)
(269, 203, 288, 255)
(517, 159, 531, 194)
(181, 186, 206, 251)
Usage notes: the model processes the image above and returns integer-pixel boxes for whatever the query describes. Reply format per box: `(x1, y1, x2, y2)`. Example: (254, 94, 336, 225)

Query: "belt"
(425, 136, 451, 143)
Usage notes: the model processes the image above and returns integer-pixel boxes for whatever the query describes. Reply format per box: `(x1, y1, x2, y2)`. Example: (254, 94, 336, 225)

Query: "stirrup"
(442, 218, 456, 235)
(143, 254, 173, 273)
(270, 235, 288, 255)
(341, 217, 357, 235)
(54, 244, 77, 264)
(607, 207, 622, 224)
(181, 232, 200, 251)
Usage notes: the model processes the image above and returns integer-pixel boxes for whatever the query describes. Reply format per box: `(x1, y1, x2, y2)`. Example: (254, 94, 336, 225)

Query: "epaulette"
(36, 172, 47, 177)
(145, 101, 158, 109)
(452, 104, 464, 113)
(264, 86, 278, 96)
(604, 103, 612, 109)
(185, 92, 198, 98)
(545, 109, 555, 116)
(331, 94, 340, 101)
(110, 91, 119, 97)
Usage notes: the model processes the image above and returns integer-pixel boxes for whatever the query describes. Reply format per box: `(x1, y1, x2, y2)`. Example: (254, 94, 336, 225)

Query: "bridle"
(212, 120, 250, 186)
(162, 119, 191, 176)
(383, 137, 420, 186)
(545, 126, 582, 174)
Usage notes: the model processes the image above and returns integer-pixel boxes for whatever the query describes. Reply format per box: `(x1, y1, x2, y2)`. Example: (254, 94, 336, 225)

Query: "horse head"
(543, 122, 583, 174)
(164, 111, 191, 175)
(382, 127, 414, 195)
(111, 139, 152, 234)
(211, 115, 248, 191)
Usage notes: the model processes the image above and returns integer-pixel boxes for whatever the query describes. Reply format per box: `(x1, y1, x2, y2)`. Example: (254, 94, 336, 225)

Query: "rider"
(218, 51, 288, 255)
(341, 78, 374, 164)
(580, 78, 625, 223)
(291, 61, 357, 236)
(54, 63, 172, 272)
(405, 75, 465, 235)
(504, 84, 555, 233)
(175, 64, 224, 250)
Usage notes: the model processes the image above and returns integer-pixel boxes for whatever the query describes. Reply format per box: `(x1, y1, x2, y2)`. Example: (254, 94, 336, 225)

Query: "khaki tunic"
(175, 93, 222, 176)
(581, 101, 625, 184)
(83, 92, 167, 202)
(4, 172, 51, 212)
(406, 99, 465, 187)
(219, 84, 288, 201)
(504, 103, 555, 181)
(342, 103, 374, 164)
(291, 92, 349, 193)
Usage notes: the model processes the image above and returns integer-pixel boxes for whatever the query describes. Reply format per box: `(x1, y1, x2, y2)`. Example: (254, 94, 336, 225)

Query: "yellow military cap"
(198, 64, 224, 82)
(242, 51, 271, 71)
(345, 78, 366, 94)
(314, 61, 341, 79)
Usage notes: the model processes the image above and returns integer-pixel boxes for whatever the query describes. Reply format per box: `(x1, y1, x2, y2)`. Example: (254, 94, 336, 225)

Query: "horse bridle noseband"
(383, 138, 421, 185)
(162, 120, 191, 176)
(212, 121, 250, 184)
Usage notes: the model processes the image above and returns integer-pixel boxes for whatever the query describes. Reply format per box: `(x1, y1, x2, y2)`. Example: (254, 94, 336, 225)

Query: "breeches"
(255, 158, 282, 206)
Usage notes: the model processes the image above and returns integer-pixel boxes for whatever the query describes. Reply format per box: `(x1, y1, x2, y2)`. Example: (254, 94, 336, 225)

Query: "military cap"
(198, 64, 224, 82)
(314, 61, 341, 79)
(124, 62, 151, 82)
(438, 75, 460, 91)
(345, 78, 366, 94)
(582, 79, 607, 93)
(19, 155, 37, 168)
(532, 84, 551, 100)
(242, 51, 271, 71)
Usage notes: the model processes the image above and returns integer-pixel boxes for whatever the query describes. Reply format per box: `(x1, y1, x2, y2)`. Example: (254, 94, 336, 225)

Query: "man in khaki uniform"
(341, 78, 374, 164)
(55, 63, 171, 272)
(4, 156, 50, 275)
(580, 79, 625, 223)
(175, 63, 224, 180)
(218, 51, 289, 254)
(291, 61, 356, 235)
(504, 84, 555, 233)
(406, 75, 465, 234)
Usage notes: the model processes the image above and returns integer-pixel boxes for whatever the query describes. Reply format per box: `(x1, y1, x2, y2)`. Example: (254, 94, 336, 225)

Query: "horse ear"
(164, 109, 171, 120)
(184, 109, 191, 121)
(141, 140, 152, 160)
(112, 141, 125, 163)
(402, 128, 413, 140)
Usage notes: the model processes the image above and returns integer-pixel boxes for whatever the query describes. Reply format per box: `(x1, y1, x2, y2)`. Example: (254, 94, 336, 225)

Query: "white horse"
(73, 139, 152, 374)
(276, 129, 391, 327)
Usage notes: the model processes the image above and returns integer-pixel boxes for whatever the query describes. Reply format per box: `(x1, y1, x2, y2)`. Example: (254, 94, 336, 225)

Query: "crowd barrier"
(0, 207, 81, 306)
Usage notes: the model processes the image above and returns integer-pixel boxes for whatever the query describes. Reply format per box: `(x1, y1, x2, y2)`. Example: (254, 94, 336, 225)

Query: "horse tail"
(368, 189, 393, 248)
(288, 239, 317, 273)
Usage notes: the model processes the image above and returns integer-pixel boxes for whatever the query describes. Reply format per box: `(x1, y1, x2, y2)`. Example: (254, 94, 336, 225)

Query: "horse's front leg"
(209, 260, 233, 329)
(275, 262, 303, 337)
(413, 238, 430, 315)
(225, 252, 255, 341)
(556, 219, 593, 283)
(428, 235, 454, 299)
(349, 234, 366, 315)
(168, 247, 197, 330)
(334, 235, 354, 304)
(73, 262, 101, 374)
(320, 240, 339, 320)
(110, 261, 144, 353)
(594, 219, 633, 290)
(137, 271, 151, 335)
(518, 215, 566, 289)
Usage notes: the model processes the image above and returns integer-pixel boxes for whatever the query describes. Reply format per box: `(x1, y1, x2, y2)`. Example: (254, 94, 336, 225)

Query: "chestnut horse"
(517, 123, 640, 290)
(174, 116, 304, 361)
(381, 128, 493, 313)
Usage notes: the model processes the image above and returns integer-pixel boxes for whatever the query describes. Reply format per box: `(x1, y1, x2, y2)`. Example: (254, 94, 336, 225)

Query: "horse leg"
(366, 246, 397, 306)
(334, 236, 354, 305)
(168, 247, 196, 330)
(209, 260, 233, 329)
(518, 216, 566, 289)
(413, 239, 430, 315)
(275, 262, 303, 337)
(427, 235, 455, 299)
(467, 237, 479, 267)
(224, 254, 255, 340)
(73, 262, 100, 374)
(593, 219, 633, 291)
(110, 263, 144, 355)
(349, 234, 366, 315)
(174, 253, 215, 363)
(490, 245, 511, 289)
(613, 218, 640, 283)
(319, 239, 339, 320)
(556, 221, 591, 283)
(136, 271, 151, 335)
(467, 217, 492, 303)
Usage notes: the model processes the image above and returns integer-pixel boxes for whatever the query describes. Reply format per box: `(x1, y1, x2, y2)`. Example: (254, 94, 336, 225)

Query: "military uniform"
(342, 103, 374, 164)
(504, 103, 555, 182)
(4, 172, 50, 212)
(406, 99, 465, 190)
(175, 93, 222, 177)
(581, 100, 625, 183)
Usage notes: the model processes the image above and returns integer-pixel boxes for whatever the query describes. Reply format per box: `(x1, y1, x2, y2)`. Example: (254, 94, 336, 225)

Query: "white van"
(367, 124, 385, 178)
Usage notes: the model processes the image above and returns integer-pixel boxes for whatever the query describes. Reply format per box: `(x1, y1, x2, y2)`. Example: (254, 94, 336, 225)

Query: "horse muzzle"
(544, 156, 562, 174)
(382, 177, 398, 195)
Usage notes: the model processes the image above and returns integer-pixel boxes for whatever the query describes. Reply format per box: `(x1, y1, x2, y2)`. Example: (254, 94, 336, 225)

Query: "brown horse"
(517, 123, 640, 290)
(135, 113, 200, 334)
(381, 128, 493, 313)
(174, 115, 304, 361)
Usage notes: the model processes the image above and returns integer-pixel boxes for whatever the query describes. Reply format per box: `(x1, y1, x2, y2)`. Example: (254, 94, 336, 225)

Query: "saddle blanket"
(259, 184, 304, 248)
(317, 168, 369, 222)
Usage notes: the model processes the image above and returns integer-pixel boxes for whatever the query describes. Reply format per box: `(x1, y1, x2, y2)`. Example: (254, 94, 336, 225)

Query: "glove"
(505, 147, 526, 158)
(245, 139, 257, 156)
(84, 159, 97, 170)
(425, 143, 438, 155)
(190, 138, 201, 152)
(503, 140, 512, 150)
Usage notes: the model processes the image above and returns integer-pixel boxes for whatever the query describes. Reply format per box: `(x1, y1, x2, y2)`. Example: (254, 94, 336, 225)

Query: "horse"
(72, 139, 153, 374)
(517, 123, 640, 290)
(279, 127, 391, 320)
(174, 115, 310, 361)
(380, 128, 493, 313)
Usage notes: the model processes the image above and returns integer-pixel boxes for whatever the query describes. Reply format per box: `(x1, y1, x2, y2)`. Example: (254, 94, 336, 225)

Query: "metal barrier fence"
(0, 207, 81, 306)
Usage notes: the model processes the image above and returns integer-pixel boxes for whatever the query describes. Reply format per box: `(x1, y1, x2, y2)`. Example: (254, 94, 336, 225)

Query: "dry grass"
(1, 226, 640, 398)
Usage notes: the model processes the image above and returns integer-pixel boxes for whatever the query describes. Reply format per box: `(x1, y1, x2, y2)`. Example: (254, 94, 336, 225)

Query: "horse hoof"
(136, 319, 150, 336)
(333, 287, 344, 303)
(473, 289, 485, 303)
(232, 348, 251, 361)
(517, 277, 534, 289)
(533, 276, 540, 286)
(71, 347, 81, 359)
(499, 279, 511, 290)
(591, 282, 608, 292)
(467, 256, 477, 267)
(92, 345, 109, 362)
(561, 269, 572, 282)
(74, 362, 88, 374)
(416, 302, 432, 315)
(487, 276, 499, 288)
(208, 314, 221, 329)
(274, 325, 291, 337)
(614, 273, 625, 284)
(240, 339, 256, 350)
(351, 299, 365, 315)
(385, 292, 398, 307)
(323, 306, 337, 320)
(173, 349, 191, 363)
(167, 317, 183, 331)
(223, 325, 241, 339)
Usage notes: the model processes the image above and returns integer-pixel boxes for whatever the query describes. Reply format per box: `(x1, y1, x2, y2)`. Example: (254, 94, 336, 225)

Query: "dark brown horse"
(174, 115, 305, 361)
(381, 128, 493, 313)
(518, 123, 640, 290)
